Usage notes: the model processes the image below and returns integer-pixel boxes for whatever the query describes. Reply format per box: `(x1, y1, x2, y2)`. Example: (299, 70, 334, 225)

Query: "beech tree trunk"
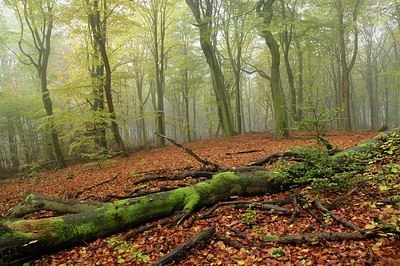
(0, 130, 398, 264)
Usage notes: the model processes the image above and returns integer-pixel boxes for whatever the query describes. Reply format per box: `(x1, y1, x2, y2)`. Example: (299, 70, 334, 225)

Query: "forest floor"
(1, 131, 399, 265)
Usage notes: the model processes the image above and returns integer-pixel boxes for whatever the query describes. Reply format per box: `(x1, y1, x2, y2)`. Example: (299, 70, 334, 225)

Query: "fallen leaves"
(1, 131, 399, 265)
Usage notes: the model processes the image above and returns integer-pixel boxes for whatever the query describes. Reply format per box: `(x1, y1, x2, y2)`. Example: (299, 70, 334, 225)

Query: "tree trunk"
(185, 0, 235, 137)
(336, 0, 361, 131)
(87, 0, 126, 155)
(257, 0, 290, 138)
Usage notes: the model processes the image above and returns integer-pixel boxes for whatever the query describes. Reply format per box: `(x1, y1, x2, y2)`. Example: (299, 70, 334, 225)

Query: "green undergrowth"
(268, 130, 400, 192)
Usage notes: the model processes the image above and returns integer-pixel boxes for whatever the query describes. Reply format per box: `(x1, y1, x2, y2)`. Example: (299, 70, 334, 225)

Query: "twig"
(226, 149, 264, 156)
(155, 133, 221, 169)
(289, 194, 301, 224)
(77, 173, 120, 199)
(328, 182, 367, 210)
(247, 151, 303, 166)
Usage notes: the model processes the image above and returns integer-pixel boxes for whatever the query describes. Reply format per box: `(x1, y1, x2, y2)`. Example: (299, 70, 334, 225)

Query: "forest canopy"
(0, 0, 399, 170)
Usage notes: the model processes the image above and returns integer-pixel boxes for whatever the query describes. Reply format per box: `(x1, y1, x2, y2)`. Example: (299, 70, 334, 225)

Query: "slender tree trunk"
(87, 0, 126, 155)
(294, 38, 304, 121)
(7, 118, 19, 169)
(186, 0, 235, 137)
(336, 0, 361, 131)
(257, 0, 290, 138)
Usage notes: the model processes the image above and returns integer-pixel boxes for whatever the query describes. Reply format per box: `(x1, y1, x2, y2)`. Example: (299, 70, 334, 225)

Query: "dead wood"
(154, 226, 216, 265)
(312, 200, 361, 230)
(131, 168, 216, 186)
(215, 234, 246, 249)
(289, 194, 301, 224)
(328, 182, 367, 210)
(262, 227, 397, 244)
(155, 133, 221, 169)
(225, 149, 264, 155)
(372, 198, 400, 205)
(247, 151, 303, 166)
(198, 199, 292, 220)
(2, 192, 103, 218)
(75, 173, 120, 199)
(302, 204, 327, 229)
(1, 129, 398, 264)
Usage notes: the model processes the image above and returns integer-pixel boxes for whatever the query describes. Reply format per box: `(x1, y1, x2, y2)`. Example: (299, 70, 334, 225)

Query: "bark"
(2, 192, 103, 218)
(336, 0, 362, 131)
(186, 0, 235, 137)
(0, 129, 398, 264)
(263, 227, 397, 245)
(0, 172, 282, 264)
(256, 0, 290, 137)
(87, 0, 126, 155)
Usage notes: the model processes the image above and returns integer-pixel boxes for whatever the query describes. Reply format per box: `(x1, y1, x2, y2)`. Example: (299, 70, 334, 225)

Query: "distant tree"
(5, 0, 66, 167)
(336, 0, 363, 131)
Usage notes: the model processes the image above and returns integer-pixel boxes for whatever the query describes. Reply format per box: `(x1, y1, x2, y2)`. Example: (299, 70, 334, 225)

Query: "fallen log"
(262, 226, 398, 245)
(0, 129, 398, 264)
(2, 192, 103, 218)
(0, 171, 282, 264)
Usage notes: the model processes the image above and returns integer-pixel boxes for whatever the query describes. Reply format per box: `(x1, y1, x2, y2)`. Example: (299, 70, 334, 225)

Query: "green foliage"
(242, 204, 258, 226)
(269, 146, 360, 192)
(294, 96, 342, 145)
(271, 247, 284, 258)
(18, 163, 42, 178)
(106, 237, 149, 264)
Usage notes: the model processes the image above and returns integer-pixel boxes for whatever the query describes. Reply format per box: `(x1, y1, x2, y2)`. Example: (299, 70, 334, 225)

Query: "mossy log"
(0, 172, 280, 264)
(0, 129, 398, 264)
(2, 192, 103, 218)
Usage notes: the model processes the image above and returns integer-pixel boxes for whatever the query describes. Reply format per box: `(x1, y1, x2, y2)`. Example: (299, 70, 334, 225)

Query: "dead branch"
(313, 200, 361, 230)
(226, 149, 264, 156)
(289, 194, 301, 224)
(215, 234, 246, 249)
(328, 182, 367, 210)
(2, 192, 103, 218)
(198, 199, 292, 220)
(155, 133, 221, 169)
(154, 226, 216, 265)
(131, 168, 216, 186)
(247, 151, 303, 166)
(262, 227, 397, 244)
(75, 173, 120, 199)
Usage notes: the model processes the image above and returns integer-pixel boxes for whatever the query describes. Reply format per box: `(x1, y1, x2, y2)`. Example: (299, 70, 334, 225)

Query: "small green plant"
(242, 204, 258, 226)
(130, 169, 139, 178)
(269, 146, 360, 192)
(18, 163, 42, 178)
(293, 94, 342, 149)
(271, 247, 285, 258)
(106, 237, 149, 263)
